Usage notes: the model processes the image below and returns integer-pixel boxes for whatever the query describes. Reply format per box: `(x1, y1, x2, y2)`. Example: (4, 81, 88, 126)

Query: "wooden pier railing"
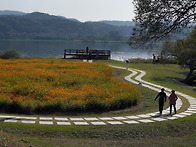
(64, 49, 111, 60)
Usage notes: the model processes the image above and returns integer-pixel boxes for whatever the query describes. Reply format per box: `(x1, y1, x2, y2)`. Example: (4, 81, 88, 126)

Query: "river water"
(0, 40, 160, 61)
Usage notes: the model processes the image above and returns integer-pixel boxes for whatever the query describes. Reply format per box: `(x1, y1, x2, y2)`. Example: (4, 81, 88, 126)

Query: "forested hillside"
(0, 12, 132, 42)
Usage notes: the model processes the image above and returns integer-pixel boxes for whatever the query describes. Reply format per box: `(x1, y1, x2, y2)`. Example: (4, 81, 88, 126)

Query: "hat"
(172, 90, 175, 92)
(161, 88, 165, 91)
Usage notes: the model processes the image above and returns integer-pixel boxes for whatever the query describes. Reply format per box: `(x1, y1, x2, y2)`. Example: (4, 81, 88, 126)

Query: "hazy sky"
(0, 0, 135, 22)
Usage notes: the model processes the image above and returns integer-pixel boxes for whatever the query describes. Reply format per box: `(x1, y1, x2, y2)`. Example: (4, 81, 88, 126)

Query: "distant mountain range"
(0, 10, 193, 41)
(99, 21, 135, 27)
(0, 10, 135, 41)
(0, 10, 135, 26)
(0, 10, 26, 16)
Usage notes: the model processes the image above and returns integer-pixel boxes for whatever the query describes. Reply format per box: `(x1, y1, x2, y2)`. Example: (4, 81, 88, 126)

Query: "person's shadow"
(151, 113, 161, 118)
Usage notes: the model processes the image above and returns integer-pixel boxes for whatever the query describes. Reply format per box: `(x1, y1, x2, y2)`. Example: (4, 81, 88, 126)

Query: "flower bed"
(0, 59, 141, 114)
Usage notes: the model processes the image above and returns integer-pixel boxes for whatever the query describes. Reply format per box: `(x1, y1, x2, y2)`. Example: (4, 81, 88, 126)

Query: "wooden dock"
(64, 49, 111, 60)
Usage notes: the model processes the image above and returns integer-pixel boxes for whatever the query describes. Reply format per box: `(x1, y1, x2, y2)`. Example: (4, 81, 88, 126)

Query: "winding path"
(1, 66, 196, 125)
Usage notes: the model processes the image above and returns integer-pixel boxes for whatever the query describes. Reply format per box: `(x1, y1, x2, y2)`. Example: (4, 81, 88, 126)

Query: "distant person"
(125, 59, 129, 70)
(152, 54, 156, 64)
(169, 90, 178, 115)
(86, 47, 89, 53)
(154, 88, 167, 116)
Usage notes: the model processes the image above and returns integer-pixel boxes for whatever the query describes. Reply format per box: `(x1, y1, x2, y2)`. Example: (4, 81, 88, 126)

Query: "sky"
(0, 0, 135, 22)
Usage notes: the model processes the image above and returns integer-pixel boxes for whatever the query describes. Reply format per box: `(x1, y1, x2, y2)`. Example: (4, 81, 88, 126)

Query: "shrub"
(0, 50, 21, 59)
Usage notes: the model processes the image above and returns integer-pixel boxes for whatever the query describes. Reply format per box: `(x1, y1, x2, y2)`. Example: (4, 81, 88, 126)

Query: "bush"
(0, 50, 21, 59)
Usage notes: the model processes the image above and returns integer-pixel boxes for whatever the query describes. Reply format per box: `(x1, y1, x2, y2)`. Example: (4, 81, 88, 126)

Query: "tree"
(173, 28, 196, 85)
(160, 40, 175, 59)
(130, 0, 196, 48)
(0, 49, 21, 59)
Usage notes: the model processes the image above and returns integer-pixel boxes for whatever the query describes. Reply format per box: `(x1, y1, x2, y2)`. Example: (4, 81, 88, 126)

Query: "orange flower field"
(0, 59, 141, 114)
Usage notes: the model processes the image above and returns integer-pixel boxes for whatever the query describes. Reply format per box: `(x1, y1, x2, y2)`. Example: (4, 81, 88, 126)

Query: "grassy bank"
(0, 59, 195, 146)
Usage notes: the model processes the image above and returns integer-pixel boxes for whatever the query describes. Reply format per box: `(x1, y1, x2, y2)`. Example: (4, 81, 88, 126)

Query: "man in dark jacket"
(155, 88, 167, 116)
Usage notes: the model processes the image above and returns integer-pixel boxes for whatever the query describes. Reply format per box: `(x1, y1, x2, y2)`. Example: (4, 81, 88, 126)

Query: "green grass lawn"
(0, 59, 196, 147)
(103, 60, 196, 98)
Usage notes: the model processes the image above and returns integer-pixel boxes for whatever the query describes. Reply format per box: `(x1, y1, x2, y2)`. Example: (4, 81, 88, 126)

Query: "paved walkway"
(1, 66, 196, 126)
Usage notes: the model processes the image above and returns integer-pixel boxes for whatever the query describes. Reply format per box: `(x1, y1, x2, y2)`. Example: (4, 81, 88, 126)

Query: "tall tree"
(173, 28, 196, 85)
(160, 40, 175, 59)
(129, 0, 196, 48)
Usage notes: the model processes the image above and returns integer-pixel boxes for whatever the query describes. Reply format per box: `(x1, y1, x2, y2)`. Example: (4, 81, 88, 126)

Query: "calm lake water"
(0, 40, 160, 61)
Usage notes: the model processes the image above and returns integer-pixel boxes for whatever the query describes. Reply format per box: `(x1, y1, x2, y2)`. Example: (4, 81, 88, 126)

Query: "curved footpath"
(1, 66, 196, 126)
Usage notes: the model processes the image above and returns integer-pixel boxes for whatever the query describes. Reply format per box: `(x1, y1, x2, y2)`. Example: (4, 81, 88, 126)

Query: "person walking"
(155, 88, 167, 116)
(169, 90, 178, 115)
(125, 59, 129, 70)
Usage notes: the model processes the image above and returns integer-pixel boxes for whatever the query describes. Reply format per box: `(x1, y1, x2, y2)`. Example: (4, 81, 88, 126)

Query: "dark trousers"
(170, 104, 177, 114)
(159, 103, 164, 114)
